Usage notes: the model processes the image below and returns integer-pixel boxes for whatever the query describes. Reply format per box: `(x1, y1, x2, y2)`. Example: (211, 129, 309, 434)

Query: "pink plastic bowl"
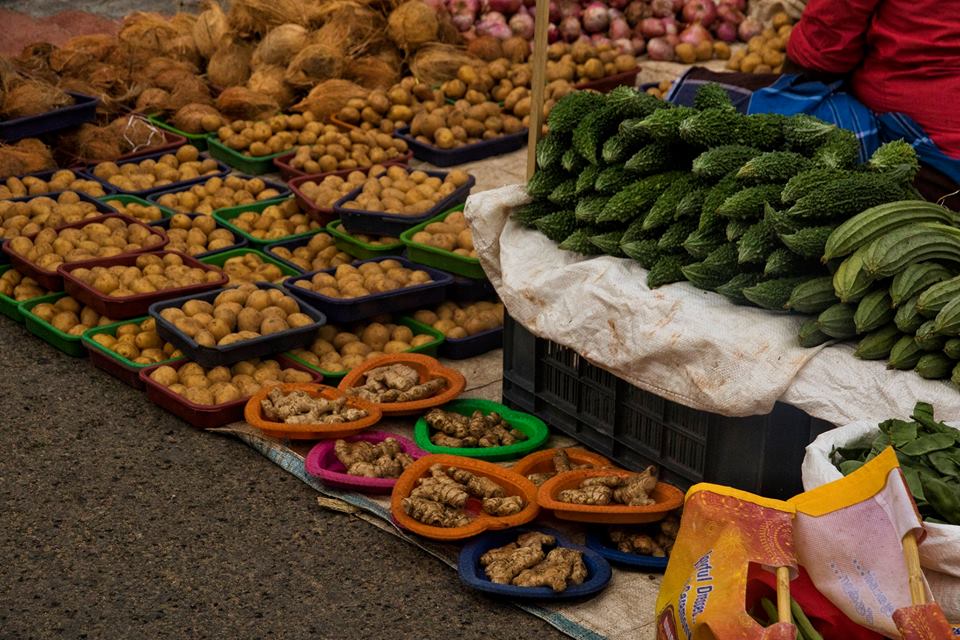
(304, 431, 427, 493)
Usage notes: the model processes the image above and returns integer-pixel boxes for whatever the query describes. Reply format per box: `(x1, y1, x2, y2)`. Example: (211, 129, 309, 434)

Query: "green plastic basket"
(213, 197, 324, 248)
(146, 115, 214, 151)
(19, 292, 88, 357)
(100, 194, 176, 223)
(82, 317, 184, 388)
(206, 136, 291, 175)
(325, 219, 405, 260)
(282, 316, 445, 381)
(400, 204, 485, 279)
(0, 265, 51, 323)
(199, 248, 299, 285)
(413, 398, 550, 461)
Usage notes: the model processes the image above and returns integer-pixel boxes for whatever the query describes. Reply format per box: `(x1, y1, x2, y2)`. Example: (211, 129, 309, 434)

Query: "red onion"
(625, 0, 651, 25)
(671, 0, 685, 11)
(522, 0, 535, 6)
(716, 3, 744, 24)
(583, 2, 611, 33)
(549, 0, 561, 22)
(662, 15, 678, 35)
(717, 0, 745, 10)
(484, 0, 521, 14)
(559, 0, 581, 19)
(738, 16, 762, 40)
(612, 38, 635, 54)
(452, 13, 475, 30)
(631, 36, 646, 54)
(647, 36, 675, 60)
(639, 17, 665, 37)
(650, 0, 673, 17)
(509, 12, 535, 39)
(559, 15, 582, 40)
(548, 23, 561, 42)
(591, 34, 612, 47)
(609, 0, 631, 9)
(477, 13, 511, 38)
(664, 33, 679, 45)
(679, 23, 712, 46)
(682, 0, 717, 27)
(609, 16, 632, 39)
(714, 20, 738, 41)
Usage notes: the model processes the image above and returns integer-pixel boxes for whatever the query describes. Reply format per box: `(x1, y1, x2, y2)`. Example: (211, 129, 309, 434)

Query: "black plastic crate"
(501, 315, 833, 499)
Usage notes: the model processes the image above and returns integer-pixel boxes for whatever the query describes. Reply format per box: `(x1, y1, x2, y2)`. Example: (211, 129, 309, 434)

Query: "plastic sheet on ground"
(464, 184, 960, 424)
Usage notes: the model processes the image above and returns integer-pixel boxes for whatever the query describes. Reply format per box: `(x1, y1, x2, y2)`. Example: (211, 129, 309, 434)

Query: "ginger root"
(347, 364, 447, 403)
(482, 495, 525, 516)
(512, 547, 588, 592)
(334, 437, 413, 479)
(404, 465, 519, 528)
(411, 476, 469, 508)
(607, 509, 680, 557)
(484, 544, 544, 584)
(401, 496, 471, 528)
(445, 466, 505, 499)
(482, 531, 587, 592)
(426, 408, 527, 449)
(558, 485, 613, 505)
(525, 448, 600, 485)
(558, 466, 660, 507)
(261, 388, 368, 425)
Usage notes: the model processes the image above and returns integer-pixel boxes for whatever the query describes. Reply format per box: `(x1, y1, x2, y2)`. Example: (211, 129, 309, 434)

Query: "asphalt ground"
(0, 320, 568, 640)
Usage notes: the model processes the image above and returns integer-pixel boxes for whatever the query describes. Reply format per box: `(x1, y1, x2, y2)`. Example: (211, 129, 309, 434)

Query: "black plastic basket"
(394, 127, 527, 167)
(80, 150, 230, 198)
(0, 92, 98, 141)
(500, 315, 834, 498)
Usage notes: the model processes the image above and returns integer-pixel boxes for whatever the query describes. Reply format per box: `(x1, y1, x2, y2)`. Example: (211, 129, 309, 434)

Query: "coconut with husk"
(311, 1, 385, 56)
(207, 35, 254, 88)
(345, 57, 400, 91)
(49, 34, 117, 76)
(165, 79, 214, 113)
(136, 88, 171, 115)
(0, 139, 56, 179)
(15, 43, 56, 76)
(284, 43, 344, 90)
(227, 0, 308, 37)
(409, 44, 481, 85)
(118, 12, 181, 56)
(57, 123, 125, 163)
(251, 23, 309, 67)
(292, 79, 368, 120)
(193, 1, 230, 59)
(216, 86, 279, 121)
(1, 80, 74, 120)
(164, 34, 202, 68)
(172, 103, 224, 134)
(143, 58, 200, 90)
(247, 65, 295, 109)
(387, 1, 440, 52)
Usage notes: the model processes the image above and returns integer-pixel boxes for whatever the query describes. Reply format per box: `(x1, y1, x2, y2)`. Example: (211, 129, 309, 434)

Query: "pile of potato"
(456, 60, 576, 127)
(268, 233, 352, 272)
(148, 359, 314, 406)
(7, 217, 165, 273)
(285, 126, 409, 174)
(410, 210, 475, 257)
(336, 80, 436, 133)
(0, 268, 47, 301)
(163, 214, 238, 256)
(88, 316, 182, 364)
(340, 166, 469, 217)
(103, 197, 167, 223)
(1, 170, 108, 200)
(0, 192, 104, 240)
(412, 300, 504, 339)
(91, 146, 220, 193)
(643, 80, 674, 101)
(292, 260, 433, 299)
(225, 198, 320, 241)
(29, 295, 114, 336)
(329, 222, 399, 248)
(545, 41, 638, 84)
(219, 252, 287, 286)
(216, 113, 321, 157)
(726, 14, 792, 74)
(159, 285, 314, 347)
(153, 175, 284, 215)
(296, 170, 371, 210)
(408, 102, 523, 149)
(290, 318, 437, 374)
(68, 253, 223, 298)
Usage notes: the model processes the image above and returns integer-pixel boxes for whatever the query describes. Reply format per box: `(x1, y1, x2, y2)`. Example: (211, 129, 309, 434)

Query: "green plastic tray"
(0, 265, 50, 323)
(399, 205, 486, 279)
(282, 316, 445, 381)
(326, 219, 405, 260)
(206, 136, 291, 175)
(19, 292, 87, 357)
(82, 317, 183, 388)
(413, 398, 549, 461)
(100, 194, 176, 223)
(213, 197, 324, 248)
(199, 248, 299, 285)
(146, 115, 213, 151)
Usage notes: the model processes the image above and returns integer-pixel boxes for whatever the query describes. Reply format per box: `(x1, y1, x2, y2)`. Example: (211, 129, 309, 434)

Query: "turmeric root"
(512, 547, 587, 592)
(401, 496, 471, 528)
(445, 466, 506, 499)
(558, 485, 613, 505)
(411, 476, 469, 507)
(482, 495, 525, 516)
(484, 545, 545, 584)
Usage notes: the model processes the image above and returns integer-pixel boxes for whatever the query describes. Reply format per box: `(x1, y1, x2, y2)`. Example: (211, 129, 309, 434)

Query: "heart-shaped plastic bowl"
(337, 353, 466, 416)
(244, 382, 382, 440)
(304, 431, 427, 493)
(537, 468, 684, 525)
(412, 398, 549, 461)
(583, 528, 670, 571)
(458, 526, 612, 600)
(390, 454, 539, 541)
(509, 447, 613, 478)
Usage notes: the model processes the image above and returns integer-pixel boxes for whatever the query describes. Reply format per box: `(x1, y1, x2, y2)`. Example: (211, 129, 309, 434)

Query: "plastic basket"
(82, 317, 184, 389)
(59, 250, 228, 319)
(448, 274, 497, 303)
(213, 197, 324, 249)
(100, 194, 175, 224)
(334, 170, 475, 237)
(394, 127, 527, 167)
(66, 121, 187, 166)
(274, 150, 413, 181)
(500, 314, 834, 498)
(262, 233, 351, 275)
(574, 69, 641, 93)
(0, 92, 98, 141)
(283, 256, 453, 323)
(149, 212, 249, 259)
(80, 149, 230, 198)
(206, 136, 292, 175)
(325, 219, 404, 260)
(18, 292, 90, 357)
(0, 265, 49, 323)
(149, 282, 326, 367)
(198, 247, 298, 285)
(403, 315, 502, 360)
(146, 176, 291, 215)
(146, 115, 213, 150)
(1, 168, 116, 200)
(399, 205, 486, 279)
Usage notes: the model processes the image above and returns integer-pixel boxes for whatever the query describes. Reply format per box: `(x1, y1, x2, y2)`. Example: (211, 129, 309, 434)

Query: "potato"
(150, 365, 180, 386)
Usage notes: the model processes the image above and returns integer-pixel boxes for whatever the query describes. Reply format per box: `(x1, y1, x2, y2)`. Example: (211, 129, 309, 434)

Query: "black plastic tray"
(394, 127, 527, 168)
(150, 212, 250, 259)
(448, 274, 496, 303)
(79, 149, 230, 198)
(0, 92, 98, 141)
(333, 170, 475, 237)
(441, 326, 503, 360)
(283, 256, 453, 323)
(262, 235, 352, 275)
(1, 168, 117, 199)
(146, 175, 291, 214)
(149, 282, 327, 367)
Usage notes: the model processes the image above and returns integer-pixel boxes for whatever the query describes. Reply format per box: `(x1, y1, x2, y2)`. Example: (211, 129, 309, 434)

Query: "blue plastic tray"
(394, 127, 527, 168)
(149, 282, 327, 367)
(440, 325, 503, 360)
(283, 256, 453, 324)
(149, 212, 249, 259)
(458, 526, 612, 600)
(584, 529, 669, 571)
(79, 149, 230, 198)
(333, 170, 475, 237)
(146, 175, 291, 214)
(2, 168, 116, 199)
(0, 92, 98, 141)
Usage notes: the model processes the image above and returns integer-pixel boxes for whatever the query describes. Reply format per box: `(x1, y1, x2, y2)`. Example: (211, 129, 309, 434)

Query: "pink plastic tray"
(304, 431, 427, 493)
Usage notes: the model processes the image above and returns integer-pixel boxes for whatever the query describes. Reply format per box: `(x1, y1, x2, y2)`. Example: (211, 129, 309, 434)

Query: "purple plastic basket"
(304, 431, 427, 493)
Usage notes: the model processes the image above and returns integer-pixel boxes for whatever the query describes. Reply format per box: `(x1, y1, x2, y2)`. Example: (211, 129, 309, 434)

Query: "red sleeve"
(787, 0, 883, 74)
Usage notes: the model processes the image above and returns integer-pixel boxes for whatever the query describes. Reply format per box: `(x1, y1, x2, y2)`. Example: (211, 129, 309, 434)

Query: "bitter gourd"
(914, 320, 944, 352)
(944, 338, 960, 359)
(693, 83, 735, 111)
(736, 151, 812, 184)
(643, 175, 699, 231)
(764, 247, 809, 277)
(716, 272, 764, 305)
(698, 174, 740, 232)
(526, 166, 567, 199)
(676, 188, 709, 221)
(737, 219, 778, 264)
(595, 164, 633, 195)
(561, 147, 586, 172)
(621, 217, 652, 244)
(799, 318, 831, 347)
(717, 184, 784, 219)
(548, 178, 578, 206)
(536, 133, 568, 170)
(817, 303, 858, 339)
(590, 231, 625, 257)
(726, 219, 751, 242)
(867, 140, 920, 184)
(887, 335, 923, 370)
(659, 218, 698, 251)
(575, 164, 600, 197)
(573, 87, 663, 164)
(621, 239, 662, 268)
(889, 262, 954, 308)
(558, 228, 602, 254)
(534, 209, 577, 242)
(547, 91, 605, 134)
(779, 225, 836, 260)
(787, 276, 838, 314)
(813, 128, 861, 168)
(854, 290, 895, 334)
(783, 114, 837, 153)
(894, 297, 924, 333)
(681, 261, 729, 291)
(683, 228, 725, 259)
(647, 254, 689, 288)
(822, 200, 955, 261)
(854, 324, 901, 360)
(625, 142, 688, 175)
(786, 173, 905, 221)
(915, 353, 953, 379)
(635, 106, 697, 142)
(597, 171, 684, 224)
(691, 145, 762, 180)
(512, 200, 556, 227)
(602, 133, 636, 165)
(680, 109, 785, 149)
(575, 195, 609, 224)
(763, 203, 800, 235)
(687, 243, 740, 288)
(743, 276, 810, 310)
(780, 167, 849, 205)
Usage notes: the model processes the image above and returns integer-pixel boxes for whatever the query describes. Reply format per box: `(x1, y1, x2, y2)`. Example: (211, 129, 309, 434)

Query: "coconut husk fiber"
(216, 86, 279, 121)
(345, 57, 400, 91)
(310, 2, 384, 57)
(207, 35, 254, 88)
(227, 0, 308, 37)
(247, 65, 295, 109)
(1, 80, 74, 120)
(49, 34, 117, 75)
(387, 1, 440, 52)
(142, 57, 200, 88)
(251, 23, 309, 67)
(56, 123, 125, 163)
(409, 44, 481, 85)
(165, 80, 214, 112)
(135, 87, 171, 115)
(292, 79, 368, 120)
(193, 1, 229, 59)
(0, 139, 56, 179)
(284, 43, 344, 89)
(15, 43, 56, 76)
(118, 12, 181, 54)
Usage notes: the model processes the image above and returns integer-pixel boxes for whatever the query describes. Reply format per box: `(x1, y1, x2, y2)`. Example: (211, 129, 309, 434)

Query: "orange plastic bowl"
(390, 454, 540, 541)
(337, 353, 466, 416)
(244, 382, 382, 440)
(537, 468, 684, 525)
(510, 447, 614, 478)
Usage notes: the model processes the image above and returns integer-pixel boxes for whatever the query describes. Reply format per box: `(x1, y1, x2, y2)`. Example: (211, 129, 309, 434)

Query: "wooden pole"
(776, 566, 792, 626)
(902, 530, 926, 605)
(526, 0, 550, 180)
